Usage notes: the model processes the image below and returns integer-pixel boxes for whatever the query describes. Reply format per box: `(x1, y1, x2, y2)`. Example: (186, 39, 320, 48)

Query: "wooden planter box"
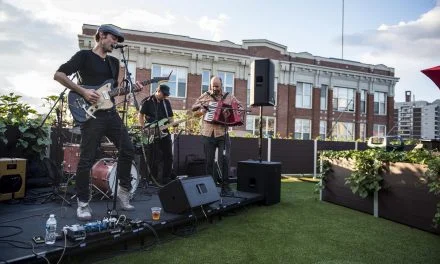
(380, 162, 439, 235)
(322, 159, 440, 235)
(322, 159, 374, 215)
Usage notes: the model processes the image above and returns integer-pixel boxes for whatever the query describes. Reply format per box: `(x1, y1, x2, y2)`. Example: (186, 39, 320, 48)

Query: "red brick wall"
(367, 93, 375, 137)
(387, 96, 395, 134)
(311, 87, 321, 138)
(277, 84, 289, 137)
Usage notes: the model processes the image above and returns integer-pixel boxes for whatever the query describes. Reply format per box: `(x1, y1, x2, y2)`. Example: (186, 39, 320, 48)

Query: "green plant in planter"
(0, 93, 51, 160)
(424, 156, 440, 228)
(345, 150, 386, 198)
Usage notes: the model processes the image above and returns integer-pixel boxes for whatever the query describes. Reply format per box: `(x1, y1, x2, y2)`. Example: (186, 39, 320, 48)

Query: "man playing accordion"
(192, 76, 243, 195)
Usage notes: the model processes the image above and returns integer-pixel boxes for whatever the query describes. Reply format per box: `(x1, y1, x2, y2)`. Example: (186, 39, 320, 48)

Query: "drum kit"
(62, 129, 142, 200)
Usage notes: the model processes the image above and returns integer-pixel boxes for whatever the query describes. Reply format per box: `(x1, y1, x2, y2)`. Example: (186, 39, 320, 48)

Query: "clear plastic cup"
(151, 207, 161, 221)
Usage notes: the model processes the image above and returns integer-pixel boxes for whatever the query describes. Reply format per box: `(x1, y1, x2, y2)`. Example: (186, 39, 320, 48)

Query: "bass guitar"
(143, 118, 188, 144)
(68, 76, 170, 123)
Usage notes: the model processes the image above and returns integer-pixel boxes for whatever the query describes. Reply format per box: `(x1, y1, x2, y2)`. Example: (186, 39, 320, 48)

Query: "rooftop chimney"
(405, 91, 411, 102)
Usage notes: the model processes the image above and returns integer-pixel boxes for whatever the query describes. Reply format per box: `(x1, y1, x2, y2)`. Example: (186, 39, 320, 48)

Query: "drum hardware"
(91, 158, 139, 200)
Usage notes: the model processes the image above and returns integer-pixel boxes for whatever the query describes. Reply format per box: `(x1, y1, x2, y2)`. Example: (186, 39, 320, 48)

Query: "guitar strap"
(106, 57, 117, 88)
(207, 91, 229, 102)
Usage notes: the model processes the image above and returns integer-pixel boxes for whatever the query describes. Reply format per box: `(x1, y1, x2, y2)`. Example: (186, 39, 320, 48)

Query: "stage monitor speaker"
(250, 59, 275, 106)
(237, 160, 281, 205)
(0, 158, 26, 201)
(159, 175, 220, 214)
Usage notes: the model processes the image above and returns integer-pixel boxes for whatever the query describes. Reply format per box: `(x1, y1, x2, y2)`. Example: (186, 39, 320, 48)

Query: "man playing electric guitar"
(54, 24, 144, 220)
(138, 84, 177, 185)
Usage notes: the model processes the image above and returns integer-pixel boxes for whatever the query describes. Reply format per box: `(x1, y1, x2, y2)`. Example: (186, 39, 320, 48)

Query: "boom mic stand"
(109, 46, 140, 217)
(39, 86, 72, 205)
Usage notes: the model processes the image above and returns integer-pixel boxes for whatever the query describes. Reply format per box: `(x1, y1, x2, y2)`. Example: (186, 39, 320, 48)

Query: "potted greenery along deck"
(319, 149, 440, 235)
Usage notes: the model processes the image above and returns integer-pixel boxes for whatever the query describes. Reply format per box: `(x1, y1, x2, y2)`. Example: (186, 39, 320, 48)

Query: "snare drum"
(63, 143, 80, 173)
(91, 158, 139, 197)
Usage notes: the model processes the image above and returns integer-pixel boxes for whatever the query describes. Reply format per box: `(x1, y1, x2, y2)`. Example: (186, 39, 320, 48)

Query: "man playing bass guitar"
(138, 84, 177, 185)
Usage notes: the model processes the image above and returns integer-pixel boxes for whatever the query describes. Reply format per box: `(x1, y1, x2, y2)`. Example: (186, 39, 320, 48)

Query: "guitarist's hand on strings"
(82, 89, 100, 104)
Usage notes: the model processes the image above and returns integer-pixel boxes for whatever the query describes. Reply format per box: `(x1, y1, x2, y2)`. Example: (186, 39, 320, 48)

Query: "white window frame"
(374, 92, 387, 115)
(360, 90, 367, 114)
(333, 87, 355, 112)
(201, 69, 210, 94)
(127, 61, 136, 83)
(320, 84, 328, 110)
(217, 71, 234, 94)
(319, 120, 327, 140)
(246, 115, 276, 138)
(151, 64, 187, 98)
(373, 124, 386, 137)
(296, 82, 312, 109)
(331, 122, 354, 141)
(294, 119, 311, 140)
(359, 123, 367, 141)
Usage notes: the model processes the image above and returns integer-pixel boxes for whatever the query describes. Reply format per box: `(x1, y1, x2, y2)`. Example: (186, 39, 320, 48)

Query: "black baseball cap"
(159, 84, 170, 96)
(97, 24, 124, 43)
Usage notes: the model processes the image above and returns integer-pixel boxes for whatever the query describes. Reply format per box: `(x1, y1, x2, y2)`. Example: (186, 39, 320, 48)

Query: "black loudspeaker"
(159, 175, 220, 214)
(250, 59, 275, 106)
(237, 160, 281, 205)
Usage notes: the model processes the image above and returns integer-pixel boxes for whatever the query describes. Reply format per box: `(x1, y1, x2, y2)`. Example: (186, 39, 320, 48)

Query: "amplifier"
(0, 158, 26, 201)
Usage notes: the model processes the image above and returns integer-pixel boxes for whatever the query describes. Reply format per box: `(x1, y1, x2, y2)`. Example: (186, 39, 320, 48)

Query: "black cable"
(0, 226, 23, 238)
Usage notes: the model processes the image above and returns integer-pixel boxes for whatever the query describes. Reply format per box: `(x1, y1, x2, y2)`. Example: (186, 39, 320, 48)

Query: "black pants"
(146, 134, 173, 184)
(76, 111, 135, 202)
(203, 134, 230, 185)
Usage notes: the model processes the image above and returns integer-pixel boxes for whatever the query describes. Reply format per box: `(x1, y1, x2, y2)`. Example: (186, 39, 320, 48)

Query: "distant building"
(78, 24, 399, 140)
(394, 91, 440, 140)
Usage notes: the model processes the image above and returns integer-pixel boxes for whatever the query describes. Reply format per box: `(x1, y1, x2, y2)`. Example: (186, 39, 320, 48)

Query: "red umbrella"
(421, 65, 440, 89)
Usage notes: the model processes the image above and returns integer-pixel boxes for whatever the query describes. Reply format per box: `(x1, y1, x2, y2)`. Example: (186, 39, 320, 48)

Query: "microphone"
(111, 43, 128, 49)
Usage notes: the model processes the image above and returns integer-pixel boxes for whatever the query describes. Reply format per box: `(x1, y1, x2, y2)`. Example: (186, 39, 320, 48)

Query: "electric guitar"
(68, 76, 170, 124)
(143, 118, 188, 144)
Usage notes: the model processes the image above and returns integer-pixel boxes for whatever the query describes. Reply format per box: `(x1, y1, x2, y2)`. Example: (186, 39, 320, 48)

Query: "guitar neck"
(108, 76, 171, 98)
(159, 119, 187, 130)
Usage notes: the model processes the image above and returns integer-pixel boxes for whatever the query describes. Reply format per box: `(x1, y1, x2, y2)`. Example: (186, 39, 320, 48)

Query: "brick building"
(78, 24, 399, 140)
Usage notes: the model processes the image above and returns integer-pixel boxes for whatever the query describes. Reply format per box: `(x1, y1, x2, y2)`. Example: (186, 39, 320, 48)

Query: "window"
(374, 92, 387, 115)
(217, 71, 234, 94)
(373, 124, 386, 137)
(333, 87, 355, 112)
(201, 70, 210, 94)
(331, 122, 354, 141)
(246, 115, 275, 138)
(320, 84, 328, 110)
(360, 90, 367, 114)
(294, 119, 311, 140)
(319, 120, 327, 140)
(127, 61, 136, 83)
(296, 82, 312, 108)
(246, 79, 250, 106)
(359, 123, 366, 141)
(151, 64, 187, 97)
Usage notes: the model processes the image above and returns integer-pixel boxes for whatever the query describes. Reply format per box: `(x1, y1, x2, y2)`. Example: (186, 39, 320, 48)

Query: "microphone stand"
(109, 46, 139, 217)
(39, 86, 72, 205)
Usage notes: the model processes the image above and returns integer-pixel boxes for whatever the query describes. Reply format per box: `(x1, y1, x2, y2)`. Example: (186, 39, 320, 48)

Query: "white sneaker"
(117, 187, 135, 211)
(77, 200, 92, 221)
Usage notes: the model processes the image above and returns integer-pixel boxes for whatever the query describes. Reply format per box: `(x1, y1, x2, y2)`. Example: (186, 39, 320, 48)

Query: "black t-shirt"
(57, 49, 119, 88)
(140, 95, 174, 124)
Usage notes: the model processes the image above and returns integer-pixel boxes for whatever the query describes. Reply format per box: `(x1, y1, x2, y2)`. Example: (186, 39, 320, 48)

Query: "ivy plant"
(0, 93, 51, 160)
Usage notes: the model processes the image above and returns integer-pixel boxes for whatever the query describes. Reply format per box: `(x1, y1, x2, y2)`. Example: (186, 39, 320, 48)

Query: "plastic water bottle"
(45, 214, 57, 245)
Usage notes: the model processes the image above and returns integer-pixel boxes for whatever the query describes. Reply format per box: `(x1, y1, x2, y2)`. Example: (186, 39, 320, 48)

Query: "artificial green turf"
(85, 182, 440, 263)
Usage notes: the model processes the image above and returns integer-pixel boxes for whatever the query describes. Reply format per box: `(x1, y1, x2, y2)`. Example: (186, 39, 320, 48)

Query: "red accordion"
(203, 100, 243, 126)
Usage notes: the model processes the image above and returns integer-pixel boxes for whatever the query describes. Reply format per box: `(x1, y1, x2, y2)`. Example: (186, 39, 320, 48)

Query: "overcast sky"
(1, 0, 439, 114)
